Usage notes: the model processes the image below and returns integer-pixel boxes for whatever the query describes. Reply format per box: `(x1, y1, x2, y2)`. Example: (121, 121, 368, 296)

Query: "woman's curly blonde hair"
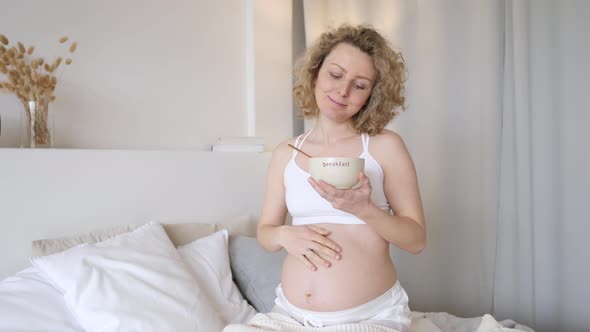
(293, 24, 407, 135)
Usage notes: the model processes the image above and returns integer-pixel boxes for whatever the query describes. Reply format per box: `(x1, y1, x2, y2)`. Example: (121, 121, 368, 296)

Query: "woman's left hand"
(308, 171, 373, 216)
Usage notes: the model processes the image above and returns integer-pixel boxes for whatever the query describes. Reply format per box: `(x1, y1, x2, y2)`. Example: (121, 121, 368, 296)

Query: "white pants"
(272, 281, 411, 331)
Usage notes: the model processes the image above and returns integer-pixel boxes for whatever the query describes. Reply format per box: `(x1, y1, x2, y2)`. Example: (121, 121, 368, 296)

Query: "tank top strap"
(361, 132, 370, 154)
(291, 130, 313, 160)
(291, 135, 303, 159)
(298, 130, 313, 148)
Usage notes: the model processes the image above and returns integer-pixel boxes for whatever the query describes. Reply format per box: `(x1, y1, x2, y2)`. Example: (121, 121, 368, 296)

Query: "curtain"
(496, 1, 590, 331)
(494, 0, 535, 325)
(493, 1, 554, 329)
(301, 1, 590, 331)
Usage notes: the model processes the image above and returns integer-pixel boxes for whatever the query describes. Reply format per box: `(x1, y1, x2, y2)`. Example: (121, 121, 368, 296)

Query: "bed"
(0, 217, 534, 332)
(0, 149, 534, 331)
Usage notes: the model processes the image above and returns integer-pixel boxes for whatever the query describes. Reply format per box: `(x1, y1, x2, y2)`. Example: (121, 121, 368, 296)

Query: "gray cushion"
(228, 236, 286, 313)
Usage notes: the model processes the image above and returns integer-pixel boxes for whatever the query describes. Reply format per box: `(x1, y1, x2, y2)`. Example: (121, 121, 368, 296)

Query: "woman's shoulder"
(368, 129, 409, 165)
(269, 136, 299, 163)
(370, 129, 405, 150)
(274, 136, 298, 152)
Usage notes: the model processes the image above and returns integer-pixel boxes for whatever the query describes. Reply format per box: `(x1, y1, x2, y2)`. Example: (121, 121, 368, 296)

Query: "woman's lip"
(328, 96, 347, 106)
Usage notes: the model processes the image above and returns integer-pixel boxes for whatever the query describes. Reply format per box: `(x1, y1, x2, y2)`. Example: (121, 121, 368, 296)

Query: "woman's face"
(314, 43, 376, 123)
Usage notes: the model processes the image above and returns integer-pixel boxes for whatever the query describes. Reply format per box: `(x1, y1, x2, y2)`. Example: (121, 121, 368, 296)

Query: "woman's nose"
(338, 82, 351, 97)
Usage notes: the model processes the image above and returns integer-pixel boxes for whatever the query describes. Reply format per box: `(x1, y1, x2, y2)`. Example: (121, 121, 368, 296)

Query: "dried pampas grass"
(0, 33, 78, 146)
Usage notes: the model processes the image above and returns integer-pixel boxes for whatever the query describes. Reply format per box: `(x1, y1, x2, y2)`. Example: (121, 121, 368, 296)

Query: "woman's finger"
(315, 178, 338, 197)
(308, 225, 331, 236)
(304, 249, 331, 268)
(308, 177, 329, 198)
(311, 233, 342, 253)
(359, 171, 371, 190)
(309, 242, 341, 261)
(298, 251, 317, 271)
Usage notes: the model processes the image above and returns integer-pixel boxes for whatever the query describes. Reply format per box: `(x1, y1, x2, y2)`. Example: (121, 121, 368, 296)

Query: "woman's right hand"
(278, 225, 342, 271)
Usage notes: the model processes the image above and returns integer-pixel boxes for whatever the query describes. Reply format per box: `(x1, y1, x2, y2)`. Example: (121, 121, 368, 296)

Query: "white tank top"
(284, 131, 391, 225)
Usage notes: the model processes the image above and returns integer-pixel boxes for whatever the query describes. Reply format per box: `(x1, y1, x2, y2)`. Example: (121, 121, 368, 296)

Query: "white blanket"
(223, 312, 400, 332)
(223, 312, 534, 332)
(0, 267, 83, 332)
(410, 312, 535, 332)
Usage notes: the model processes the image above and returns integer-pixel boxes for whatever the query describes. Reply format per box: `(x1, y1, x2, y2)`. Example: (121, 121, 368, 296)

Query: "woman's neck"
(311, 118, 357, 145)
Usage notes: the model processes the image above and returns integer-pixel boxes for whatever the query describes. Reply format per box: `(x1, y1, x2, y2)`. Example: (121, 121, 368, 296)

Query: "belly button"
(304, 291, 312, 298)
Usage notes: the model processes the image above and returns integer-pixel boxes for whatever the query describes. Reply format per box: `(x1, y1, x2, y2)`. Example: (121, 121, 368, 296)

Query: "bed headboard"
(0, 148, 271, 278)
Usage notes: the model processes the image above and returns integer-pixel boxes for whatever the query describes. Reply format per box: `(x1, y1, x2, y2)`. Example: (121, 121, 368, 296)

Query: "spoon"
(288, 144, 313, 158)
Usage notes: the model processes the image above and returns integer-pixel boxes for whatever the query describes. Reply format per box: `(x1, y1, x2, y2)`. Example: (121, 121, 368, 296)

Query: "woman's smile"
(327, 95, 347, 107)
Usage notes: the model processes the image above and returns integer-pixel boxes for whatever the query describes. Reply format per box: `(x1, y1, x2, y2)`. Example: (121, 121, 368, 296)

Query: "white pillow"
(31, 222, 225, 332)
(178, 229, 257, 325)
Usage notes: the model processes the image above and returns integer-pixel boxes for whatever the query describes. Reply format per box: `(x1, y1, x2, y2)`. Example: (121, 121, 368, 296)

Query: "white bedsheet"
(0, 267, 83, 332)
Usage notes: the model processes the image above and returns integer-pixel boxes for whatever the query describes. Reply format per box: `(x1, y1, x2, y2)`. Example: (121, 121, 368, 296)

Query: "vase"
(20, 99, 53, 148)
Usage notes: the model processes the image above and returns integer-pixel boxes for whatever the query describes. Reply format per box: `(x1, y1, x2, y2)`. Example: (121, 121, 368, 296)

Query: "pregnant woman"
(257, 24, 426, 331)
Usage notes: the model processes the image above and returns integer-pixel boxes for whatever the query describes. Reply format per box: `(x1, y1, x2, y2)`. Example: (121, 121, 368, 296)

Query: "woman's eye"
(329, 72, 341, 79)
(354, 84, 366, 90)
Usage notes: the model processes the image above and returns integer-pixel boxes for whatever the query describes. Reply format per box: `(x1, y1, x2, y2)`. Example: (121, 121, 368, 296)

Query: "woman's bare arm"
(256, 140, 292, 252)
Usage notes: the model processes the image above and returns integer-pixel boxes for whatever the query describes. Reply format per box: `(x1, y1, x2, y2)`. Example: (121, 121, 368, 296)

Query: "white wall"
(0, 0, 293, 150)
(254, 0, 294, 148)
(292, 0, 306, 136)
(0, 149, 271, 279)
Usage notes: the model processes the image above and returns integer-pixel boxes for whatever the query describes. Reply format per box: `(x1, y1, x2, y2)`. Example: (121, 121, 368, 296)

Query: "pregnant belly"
(280, 224, 397, 311)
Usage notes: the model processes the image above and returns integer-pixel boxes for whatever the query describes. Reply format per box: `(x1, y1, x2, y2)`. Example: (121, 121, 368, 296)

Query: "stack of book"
(212, 137, 265, 152)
